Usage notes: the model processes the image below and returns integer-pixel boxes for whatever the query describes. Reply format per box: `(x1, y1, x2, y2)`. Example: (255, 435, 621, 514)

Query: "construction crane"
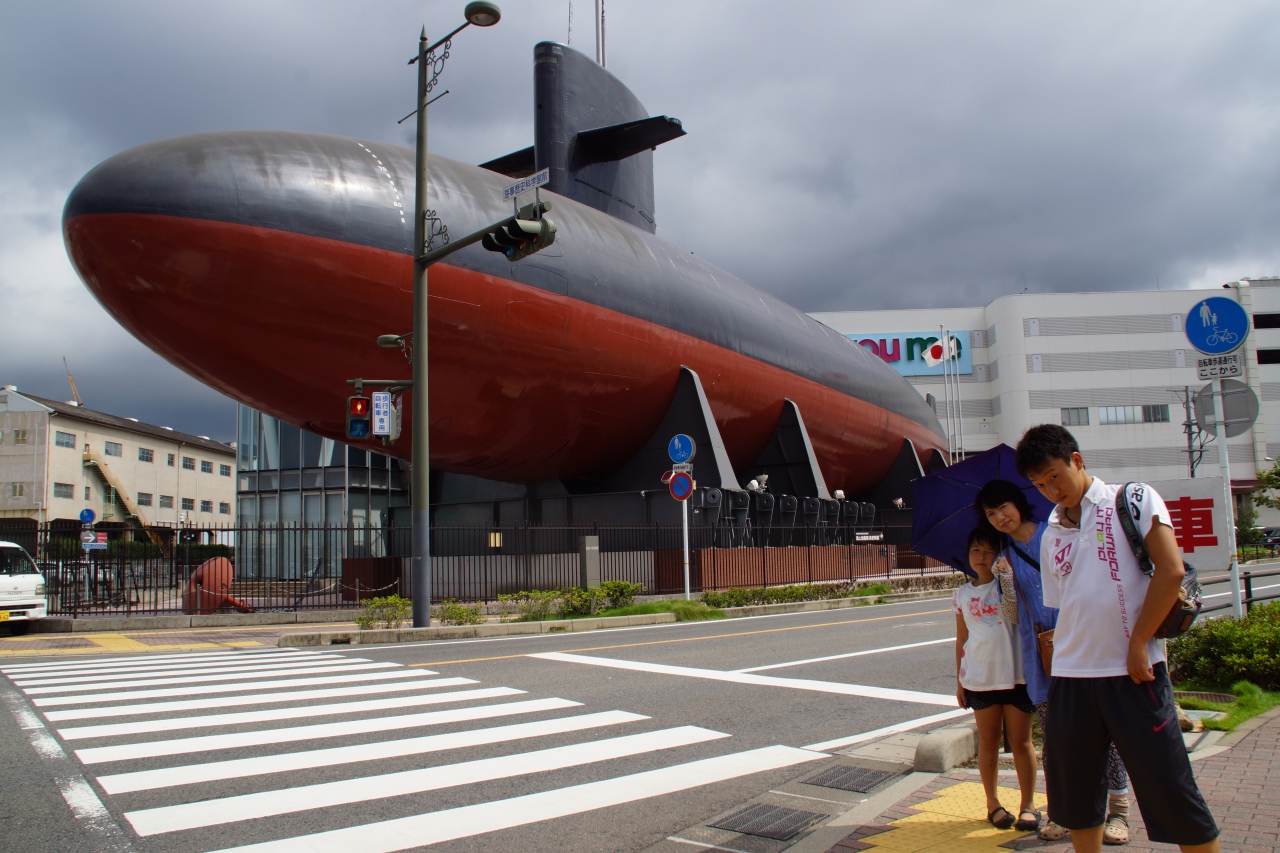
(63, 356, 84, 406)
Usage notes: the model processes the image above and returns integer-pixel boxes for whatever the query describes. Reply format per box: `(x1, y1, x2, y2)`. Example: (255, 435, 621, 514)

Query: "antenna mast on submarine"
(595, 0, 606, 67)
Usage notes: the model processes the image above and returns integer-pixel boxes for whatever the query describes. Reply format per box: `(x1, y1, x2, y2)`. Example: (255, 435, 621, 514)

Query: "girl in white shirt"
(954, 526, 1040, 831)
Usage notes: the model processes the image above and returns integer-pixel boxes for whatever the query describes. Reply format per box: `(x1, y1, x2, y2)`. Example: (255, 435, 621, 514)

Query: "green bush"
(355, 594, 412, 630)
(598, 580, 644, 609)
(497, 589, 561, 622)
(434, 599, 485, 626)
(599, 600, 725, 622)
(1169, 601, 1280, 691)
(701, 582, 885, 608)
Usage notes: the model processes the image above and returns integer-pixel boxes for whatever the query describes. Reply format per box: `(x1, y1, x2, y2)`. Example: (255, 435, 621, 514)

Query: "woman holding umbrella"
(977, 480, 1132, 845)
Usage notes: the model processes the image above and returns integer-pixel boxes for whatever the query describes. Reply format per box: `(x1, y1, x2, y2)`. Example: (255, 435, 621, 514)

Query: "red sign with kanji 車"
(1148, 477, 1230, 570)
(1165, 496, 1218, 552)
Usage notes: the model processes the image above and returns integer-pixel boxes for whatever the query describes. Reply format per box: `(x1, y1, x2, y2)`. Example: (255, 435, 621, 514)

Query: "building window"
(220, 464, 232, 477)
(219, 501, 231, 515)
(1259, 349, 1280, 365)
(55, 431, 76, 449)
(103, 487, 113, 505)
(160, 495, 174, 509)
(181, 497, 195, 511)
(200, 499, 213, 513)
(168, 453, 175, 467)
(182, 456, 195, 470)
(1142, 404, 1170, 423)
(139, 448, 154, 463)
(1060, 407, 1089, 426)
(84, 486, 91, 501)
(13, 429, 28, 445)
(105, 441, 122, 457)
(137, 492, 153, 507)
(10, 483, 24, 497)
(1099, 405, 1171, 425)
(53, 483, 74, 499)
(1255, 313, 1280, 330)
(201, 460, 213, 474)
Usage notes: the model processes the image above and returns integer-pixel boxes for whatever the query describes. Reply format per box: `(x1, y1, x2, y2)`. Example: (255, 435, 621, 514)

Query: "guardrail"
(1197, 565, 1280, 614)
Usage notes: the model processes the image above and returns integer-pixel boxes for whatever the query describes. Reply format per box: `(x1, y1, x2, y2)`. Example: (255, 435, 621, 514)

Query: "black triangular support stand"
(860, 437, 927, 508)
(742, 399, 831, 499)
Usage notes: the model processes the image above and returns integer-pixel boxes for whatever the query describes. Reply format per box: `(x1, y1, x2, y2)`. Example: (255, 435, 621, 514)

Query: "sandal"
(1104, 815, 1130, 845)
(1039, 820, 1070, 841)
(1015, 809, 1041, 832)
(988, 807, 1016, 830)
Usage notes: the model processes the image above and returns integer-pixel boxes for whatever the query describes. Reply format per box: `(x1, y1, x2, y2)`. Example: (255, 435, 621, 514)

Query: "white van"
(0, 541, 47, 635)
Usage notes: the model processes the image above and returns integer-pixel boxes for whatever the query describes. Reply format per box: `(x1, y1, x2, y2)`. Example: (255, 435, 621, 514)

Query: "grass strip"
(1176, 681, 1280, 732)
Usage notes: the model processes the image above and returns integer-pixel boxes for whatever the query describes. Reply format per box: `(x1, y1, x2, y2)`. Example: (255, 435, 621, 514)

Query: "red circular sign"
(669, 471, 693, 501)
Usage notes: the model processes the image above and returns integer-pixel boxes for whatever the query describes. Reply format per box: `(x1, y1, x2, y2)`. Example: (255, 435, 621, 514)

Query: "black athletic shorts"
(1044, 663, 1219, 845)
(964, 684, 1034, 714)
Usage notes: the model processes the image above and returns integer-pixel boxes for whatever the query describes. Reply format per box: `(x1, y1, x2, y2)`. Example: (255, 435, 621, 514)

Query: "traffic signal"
(482, 203, 557, 261)
(346, 395, 371, 440)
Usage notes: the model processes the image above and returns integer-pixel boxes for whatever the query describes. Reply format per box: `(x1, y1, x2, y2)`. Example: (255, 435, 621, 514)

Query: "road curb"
(277, 612, 679, 646)
(914, 721, 979, 772)
(26, 609, 365, 634)
(711, 589, 951, 618)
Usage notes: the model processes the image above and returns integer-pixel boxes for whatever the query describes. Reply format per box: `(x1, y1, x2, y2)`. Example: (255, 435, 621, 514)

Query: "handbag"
(1114, 483, 1203, 639)
(1006, 547, 1055, 675)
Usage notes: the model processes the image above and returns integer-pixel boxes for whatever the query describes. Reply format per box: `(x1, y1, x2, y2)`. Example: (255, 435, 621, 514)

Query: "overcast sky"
(3, 1, 1279, 441)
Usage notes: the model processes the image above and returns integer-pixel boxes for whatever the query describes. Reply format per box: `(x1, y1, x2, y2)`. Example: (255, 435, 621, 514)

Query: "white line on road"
(736, 638, 953, 672)
(1, 650, 325, 679)
(57, 686, 524, 740)
(32, 669, 439, 708)
(43, 676, 476, 721)
(12, 656, 371, 687)
(0, 648, 317, 674)
(802, 708, 970, 751)
(74, 697, 582, 764)
(1204, 581, 1280, 599)
(201, 745, 827, 853)
(97, 710, 649, 794)
(530, 652, 955, 706)
(125, 725, 730, 835)
(21, 662, 400, 695)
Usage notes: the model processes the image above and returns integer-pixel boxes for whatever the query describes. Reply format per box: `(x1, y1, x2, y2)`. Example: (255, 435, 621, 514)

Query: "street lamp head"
(465, 1, 501, 26)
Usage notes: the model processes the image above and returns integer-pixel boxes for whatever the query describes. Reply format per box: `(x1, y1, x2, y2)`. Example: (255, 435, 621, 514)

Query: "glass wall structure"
(235, 405, 409, 577)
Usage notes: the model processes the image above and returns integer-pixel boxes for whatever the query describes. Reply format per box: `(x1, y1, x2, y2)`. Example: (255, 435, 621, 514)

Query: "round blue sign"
(79, 508, 96, 525)
(667, 434, 696, 464)
(669, 471, 694, 501)
(1185, 296, 1248, 355)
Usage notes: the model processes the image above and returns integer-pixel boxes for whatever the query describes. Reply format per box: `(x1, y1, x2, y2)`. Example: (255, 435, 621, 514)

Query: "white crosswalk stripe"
(4, 647, 828, 850)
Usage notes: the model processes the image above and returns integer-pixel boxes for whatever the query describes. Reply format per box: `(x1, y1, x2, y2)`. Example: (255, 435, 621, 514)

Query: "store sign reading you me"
(849, 332, 973, 377)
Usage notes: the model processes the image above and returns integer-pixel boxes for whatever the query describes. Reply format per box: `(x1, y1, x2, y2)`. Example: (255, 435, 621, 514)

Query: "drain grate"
(709, 804, 827, 840)
(803, 765, 898, 793)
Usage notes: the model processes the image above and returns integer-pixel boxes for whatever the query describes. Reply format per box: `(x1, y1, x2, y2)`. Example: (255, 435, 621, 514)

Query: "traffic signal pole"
(411, 27, 432, 628)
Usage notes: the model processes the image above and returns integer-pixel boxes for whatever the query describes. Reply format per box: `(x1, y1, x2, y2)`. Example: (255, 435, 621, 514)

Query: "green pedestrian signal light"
(346, 395, 371, 440)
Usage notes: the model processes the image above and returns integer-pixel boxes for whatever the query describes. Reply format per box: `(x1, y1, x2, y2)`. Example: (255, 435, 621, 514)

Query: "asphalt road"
(0, 597, 959, 853)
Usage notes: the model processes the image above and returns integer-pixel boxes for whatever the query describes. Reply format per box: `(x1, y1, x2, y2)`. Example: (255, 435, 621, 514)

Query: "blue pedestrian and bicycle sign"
(667, 434, 696, 464)
(1185, 296, 1249, 355)
(79, 508, 96, 525)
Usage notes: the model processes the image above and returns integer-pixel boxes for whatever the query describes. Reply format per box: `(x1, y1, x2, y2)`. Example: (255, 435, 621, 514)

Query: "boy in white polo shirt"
(1015, 424, 1218, 853)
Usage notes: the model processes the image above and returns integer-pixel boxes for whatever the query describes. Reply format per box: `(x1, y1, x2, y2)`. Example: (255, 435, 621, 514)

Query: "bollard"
(1244, 571, 1254, 614)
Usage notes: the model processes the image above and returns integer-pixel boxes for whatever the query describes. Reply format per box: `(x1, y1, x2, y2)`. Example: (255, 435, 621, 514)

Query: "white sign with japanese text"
(371, 391, 392, 436)
(1145, 476, 1230, 572)
(503, 168, 550, 202)
(1197, 353, 1242, 380)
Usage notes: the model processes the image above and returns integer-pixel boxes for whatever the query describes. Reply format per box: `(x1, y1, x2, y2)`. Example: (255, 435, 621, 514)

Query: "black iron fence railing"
(1198, 566, 1280, 615)
(5, 521, 953, 617)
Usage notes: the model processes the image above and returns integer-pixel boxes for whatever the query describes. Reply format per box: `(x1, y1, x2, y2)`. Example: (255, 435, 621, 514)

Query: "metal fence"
(6, 521, 952, 617)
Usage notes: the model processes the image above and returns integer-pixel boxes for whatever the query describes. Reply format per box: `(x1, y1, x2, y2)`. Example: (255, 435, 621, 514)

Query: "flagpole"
(951, 328, 965, 461)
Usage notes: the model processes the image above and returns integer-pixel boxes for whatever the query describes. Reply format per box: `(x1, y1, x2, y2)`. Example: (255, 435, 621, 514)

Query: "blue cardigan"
(1005, 521, 1058, 705)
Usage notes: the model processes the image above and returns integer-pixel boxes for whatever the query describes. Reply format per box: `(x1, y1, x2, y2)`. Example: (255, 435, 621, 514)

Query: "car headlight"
(35, 583, 47, 595)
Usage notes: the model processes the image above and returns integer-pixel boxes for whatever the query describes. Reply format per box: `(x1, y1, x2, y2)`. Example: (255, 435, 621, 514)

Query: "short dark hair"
(1015, 424, 1080, 477)
(975, 479, 1036, 525)
(967, 525, 1001, 551)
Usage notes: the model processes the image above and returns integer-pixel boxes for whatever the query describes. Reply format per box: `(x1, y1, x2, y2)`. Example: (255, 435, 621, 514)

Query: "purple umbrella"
(910, 444, 1055, 577)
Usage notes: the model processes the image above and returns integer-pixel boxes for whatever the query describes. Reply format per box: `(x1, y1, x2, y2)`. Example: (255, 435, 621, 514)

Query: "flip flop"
(988, 807, 1016, 829)
(1015, 809, 1041, 832)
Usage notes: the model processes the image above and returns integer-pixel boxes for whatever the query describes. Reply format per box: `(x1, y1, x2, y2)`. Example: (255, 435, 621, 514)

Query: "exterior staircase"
(82, 447, 168, 552)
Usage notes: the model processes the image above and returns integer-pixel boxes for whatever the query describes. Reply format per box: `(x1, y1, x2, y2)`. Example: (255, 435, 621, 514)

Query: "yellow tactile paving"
(862, 781, 1048, 852)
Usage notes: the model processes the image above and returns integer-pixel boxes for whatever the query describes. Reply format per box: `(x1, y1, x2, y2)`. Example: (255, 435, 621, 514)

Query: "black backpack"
(1113, 483, 1203, 638)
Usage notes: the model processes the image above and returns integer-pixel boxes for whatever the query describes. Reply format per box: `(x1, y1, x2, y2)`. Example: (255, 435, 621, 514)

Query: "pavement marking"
(408, 607, 953, 667)
(665, 838, 756, 853)
(125, 725, 731, 836)
(0, 647, 313, 673)
(11, 655, 367, 686)
(43, 675, 473, 721)
(21, 661, 400, 695)
(1, 649, 324, 678)
(530, 651, 956, 706)
(853, 781, 1046, 850)
(57, 686, 526, 740)
(201, 745, 827, 853)
(32, 668, 438, 708)
(97, 710, 649, 794)
(735, 637, 953, 672)
(802, 708, 971, 751)
(0, 639, 265, 658)
(74, 697, 583, 764)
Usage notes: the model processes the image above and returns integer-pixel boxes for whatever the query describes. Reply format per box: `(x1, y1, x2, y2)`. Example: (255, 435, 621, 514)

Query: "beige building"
(0, 387, 235, 527)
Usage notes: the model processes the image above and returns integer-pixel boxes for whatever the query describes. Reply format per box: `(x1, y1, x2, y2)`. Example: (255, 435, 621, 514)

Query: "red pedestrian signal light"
(346, 395, 371, 439)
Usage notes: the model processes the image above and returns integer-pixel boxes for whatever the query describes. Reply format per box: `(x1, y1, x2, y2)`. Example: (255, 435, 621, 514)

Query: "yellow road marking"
(0, 622, 357, 643)
(409, 608, 950, 667)
(0, 640, 263, 659)
(859, 781, 1046, 851)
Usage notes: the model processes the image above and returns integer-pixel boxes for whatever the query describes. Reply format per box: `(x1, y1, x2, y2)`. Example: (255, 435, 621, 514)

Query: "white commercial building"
(0, 387, 235, 527)
(812, 278, 1280, 522)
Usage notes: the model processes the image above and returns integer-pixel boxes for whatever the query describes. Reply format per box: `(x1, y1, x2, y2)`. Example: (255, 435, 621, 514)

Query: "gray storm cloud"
(2, 0, 1278, 439)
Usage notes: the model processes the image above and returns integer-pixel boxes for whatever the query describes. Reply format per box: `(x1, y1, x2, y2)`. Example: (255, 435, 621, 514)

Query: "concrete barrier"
(914, 721, 979, 772)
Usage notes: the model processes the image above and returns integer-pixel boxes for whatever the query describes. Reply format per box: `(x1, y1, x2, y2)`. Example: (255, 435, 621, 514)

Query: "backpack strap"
(1009, 542, 1040, 571)
(1114, 482, 1155, 577)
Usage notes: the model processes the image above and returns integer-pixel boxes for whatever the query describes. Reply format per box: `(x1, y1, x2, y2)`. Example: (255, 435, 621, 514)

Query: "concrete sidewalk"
(818, 706, 1280, 852)
(0, 620, 357, 659)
